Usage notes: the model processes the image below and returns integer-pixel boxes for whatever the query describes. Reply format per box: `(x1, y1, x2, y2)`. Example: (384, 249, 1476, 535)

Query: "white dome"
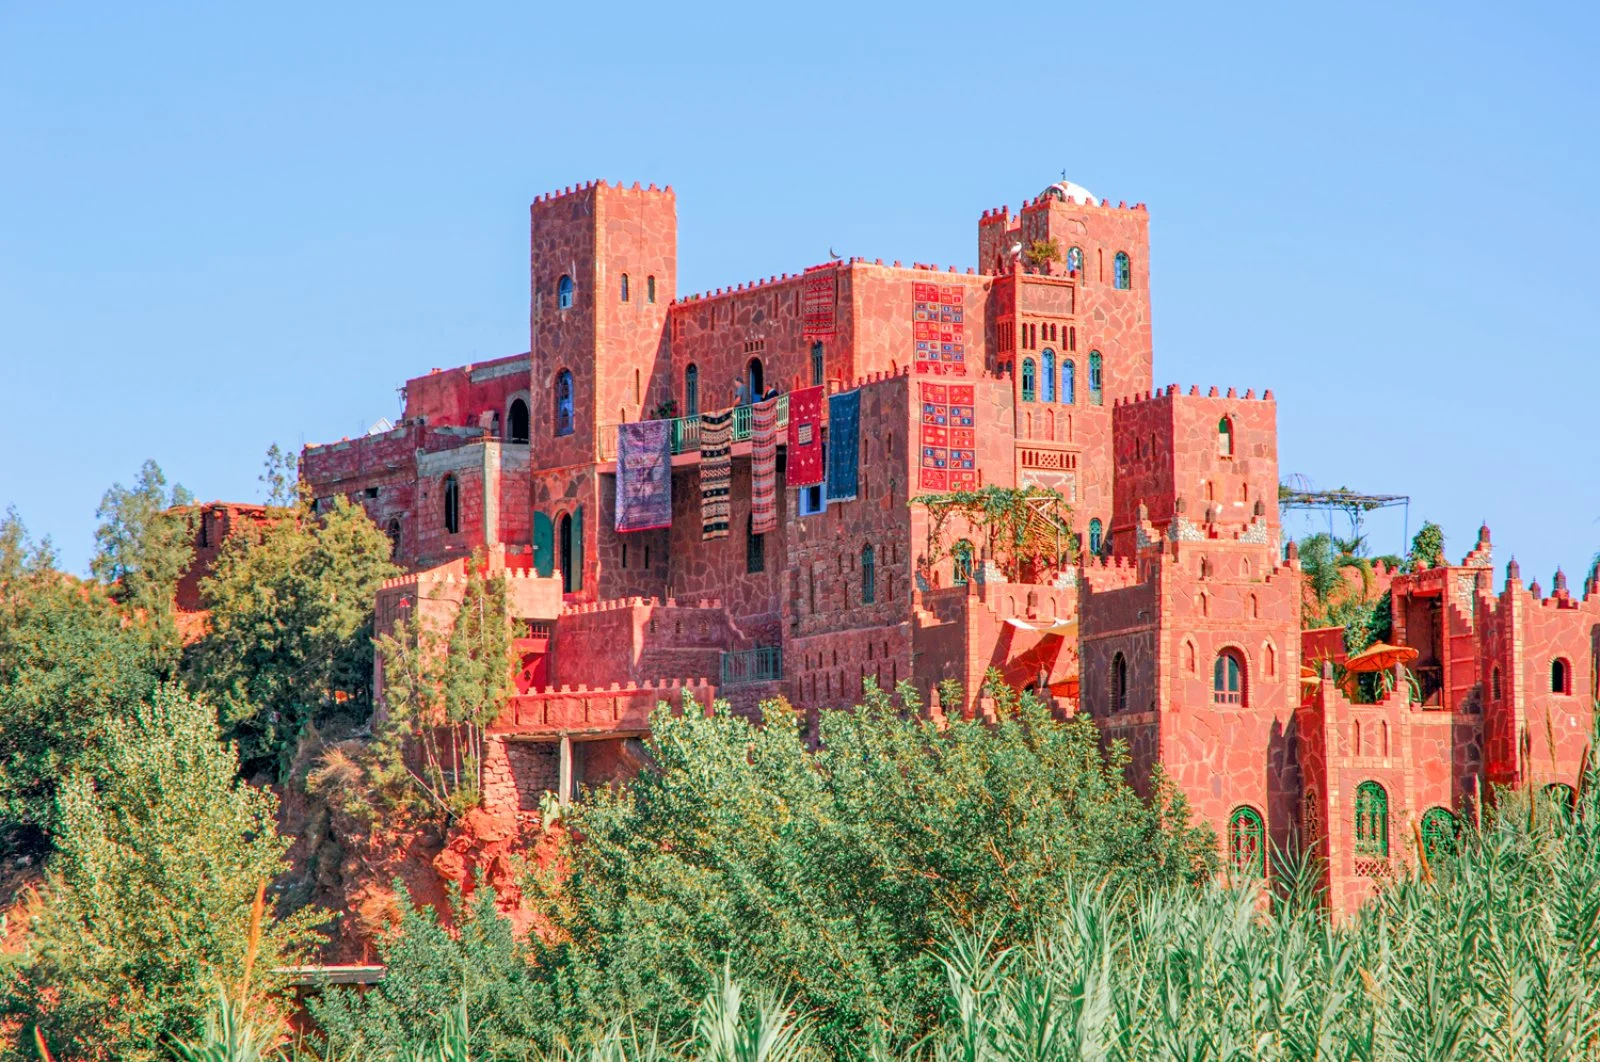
(1041, 180, 1098, 206)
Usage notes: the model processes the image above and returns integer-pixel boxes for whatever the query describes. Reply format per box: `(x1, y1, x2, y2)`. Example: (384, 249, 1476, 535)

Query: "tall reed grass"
(171, 779, 1600, 1060)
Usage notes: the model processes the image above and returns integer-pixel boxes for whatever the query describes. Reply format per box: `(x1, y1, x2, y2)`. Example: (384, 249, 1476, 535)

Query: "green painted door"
(533, 512, 553, 577)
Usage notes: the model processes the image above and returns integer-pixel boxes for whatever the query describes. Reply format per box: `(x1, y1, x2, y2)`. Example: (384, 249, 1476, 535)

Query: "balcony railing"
(720, 646, 783, 687)
(598, 394, 791, 461)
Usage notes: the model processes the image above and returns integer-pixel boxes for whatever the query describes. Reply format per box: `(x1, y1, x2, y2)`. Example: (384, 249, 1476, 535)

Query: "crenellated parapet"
(492, 677, 716, 738)
(530, 178, 674, 205)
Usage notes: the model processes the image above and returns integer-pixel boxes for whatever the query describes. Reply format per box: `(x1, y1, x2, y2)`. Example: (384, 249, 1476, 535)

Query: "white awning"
(1004, 617, 1078, 634)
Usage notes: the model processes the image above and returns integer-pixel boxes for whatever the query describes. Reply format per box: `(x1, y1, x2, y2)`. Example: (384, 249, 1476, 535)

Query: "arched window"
(1021, 358, 1037, 402)
(1354, 781, 1389, 860)
(442, 475, 460, 534)
(861, 545, 876, 604)
(557, 274, 574, 309)
(1228, 806, 1265, 875)
(1111, 652, 1128, 712)
(684, 364, 699, 417)
(646, 275, 657, 303)
(1552, 657, 1572, 695)
(1491, 666, 1502, 700)
(1113, 252, 1132, 290)
(1041, 349, 1056, 402)
(746, 358, 764, 404)
(1066, 246, 1084, 276)
(555, 370, 575, 436)
(1087, 518, 1103, 556)
(1088, 351, 1104, 405)
(1214, 649, 1245, 705)
(1218, 417, 1235, 457)
(1420, 807, 1457, 858)
(811, 341, 825, 387)
(508, 398, 529, 444)
(952, 540, 975, 585)
(558, 508, 583, 593)
(1068, 325, 1076, 352)
(1062, 360, 1076, 404)
(620, 273, 630, 302)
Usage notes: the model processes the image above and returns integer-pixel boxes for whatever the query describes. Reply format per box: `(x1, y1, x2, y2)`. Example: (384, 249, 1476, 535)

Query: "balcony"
(598, 394, 791, 461)
(720, 646, 783, 687)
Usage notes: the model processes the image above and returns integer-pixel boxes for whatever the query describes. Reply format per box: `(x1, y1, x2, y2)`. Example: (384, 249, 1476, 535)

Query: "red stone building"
(285, 177, 1597, 915)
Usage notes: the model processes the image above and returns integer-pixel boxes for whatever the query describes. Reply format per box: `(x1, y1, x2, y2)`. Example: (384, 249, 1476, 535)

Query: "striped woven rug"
(750, 398, 779, 535)
(699, 410, 733, 540)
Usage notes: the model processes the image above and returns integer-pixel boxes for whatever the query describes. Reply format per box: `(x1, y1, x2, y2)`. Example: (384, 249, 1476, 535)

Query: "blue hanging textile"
(615, 420, 673, 532)
(826, 389, 860, 502)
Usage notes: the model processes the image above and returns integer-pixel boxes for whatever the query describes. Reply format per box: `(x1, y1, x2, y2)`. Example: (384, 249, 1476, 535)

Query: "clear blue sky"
(3, 2, 1596, 581)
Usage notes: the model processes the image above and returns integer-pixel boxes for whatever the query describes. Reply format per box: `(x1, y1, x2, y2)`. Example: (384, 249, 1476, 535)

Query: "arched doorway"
(508, 398, 529, 443)
(746, 358, 764, 404)
(559, 514, 573, 592)
(558, 507, 583, 593)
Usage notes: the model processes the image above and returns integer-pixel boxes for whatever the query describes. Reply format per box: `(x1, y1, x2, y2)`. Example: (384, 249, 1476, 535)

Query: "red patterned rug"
(918, 381, 977, 491)
(786, 386, 825, 488)
(913, 282, 966, 376)
(802, 268, 837, 338)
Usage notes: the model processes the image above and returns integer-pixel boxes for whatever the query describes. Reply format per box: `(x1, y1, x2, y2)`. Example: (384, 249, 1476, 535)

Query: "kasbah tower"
(271, 176, 1600, 917)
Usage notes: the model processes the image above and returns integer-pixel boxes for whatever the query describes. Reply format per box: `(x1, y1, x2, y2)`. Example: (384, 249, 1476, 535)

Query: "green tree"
(369, 559, 513, 818)
(185, 497, 399, 778)
(1404, 520, 1447, 572)
(258, 443, 301, 509)
(0, 512, 165, 843)
(526, 683, 1209, 1056)
(89, 460, 194, 664)
(1297, 531, 1393, 653)
(1, 685, 323, 1061)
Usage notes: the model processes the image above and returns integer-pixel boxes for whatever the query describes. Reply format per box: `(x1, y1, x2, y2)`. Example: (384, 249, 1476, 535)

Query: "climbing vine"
(912, 485, 1071, 583)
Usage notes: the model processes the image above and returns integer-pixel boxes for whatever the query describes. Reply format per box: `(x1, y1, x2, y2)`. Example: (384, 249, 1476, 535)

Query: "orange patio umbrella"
(1343, 641, 1419, 674)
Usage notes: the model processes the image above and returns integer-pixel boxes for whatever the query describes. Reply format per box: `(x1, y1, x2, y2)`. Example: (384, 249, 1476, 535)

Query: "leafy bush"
(315, 768, 1600, 1060)
(317, 684, 1209, 1058)
(310, 888, 550, 1060)
(0, 512, 168, 842)
(2, 685, 323, 1060)
(185, 497, 398, 778)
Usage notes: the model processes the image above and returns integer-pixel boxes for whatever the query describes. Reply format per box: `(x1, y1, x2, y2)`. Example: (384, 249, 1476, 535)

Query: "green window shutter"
(572, 504, 584, 591)
(533, 512, 554, 577)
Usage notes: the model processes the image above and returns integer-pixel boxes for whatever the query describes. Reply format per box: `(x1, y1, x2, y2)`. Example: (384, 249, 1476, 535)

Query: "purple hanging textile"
(615, 420, 673, 532)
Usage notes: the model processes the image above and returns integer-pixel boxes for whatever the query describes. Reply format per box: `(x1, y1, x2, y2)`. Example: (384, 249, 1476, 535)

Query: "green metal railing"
(720, 646, 783, 687)
(668, 395, 792, 455)
(600, 394, 792, 461)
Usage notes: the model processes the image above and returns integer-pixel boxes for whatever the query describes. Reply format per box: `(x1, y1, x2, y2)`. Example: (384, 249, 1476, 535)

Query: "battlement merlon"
(529, 178, 676, 207)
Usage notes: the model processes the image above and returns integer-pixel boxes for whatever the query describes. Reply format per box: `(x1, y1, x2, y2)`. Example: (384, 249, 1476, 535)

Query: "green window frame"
(1088, 351, 1104, 405)
(1228, 806, 1265, 875)
(1354, 781, 1389, 859)
(952, 540, 974, 585)
(1113, 251, 1131, 290)
(1021, 358, 1037, 402)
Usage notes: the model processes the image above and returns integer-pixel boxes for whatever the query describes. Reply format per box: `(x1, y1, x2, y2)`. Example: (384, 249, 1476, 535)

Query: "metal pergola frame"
(1279, 485, 1411, 557)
